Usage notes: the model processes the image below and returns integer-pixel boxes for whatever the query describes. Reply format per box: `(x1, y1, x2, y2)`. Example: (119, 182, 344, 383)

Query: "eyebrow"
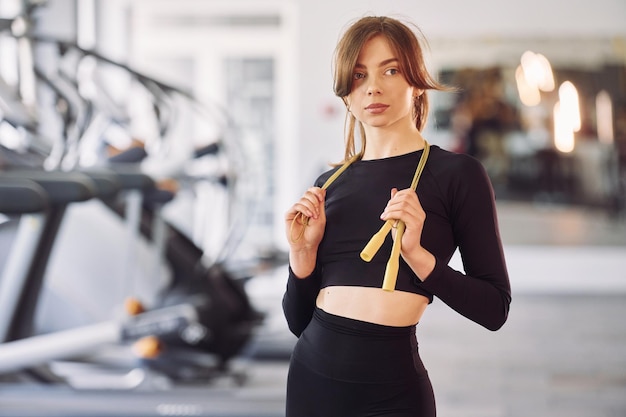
(354, 58, 399, 69)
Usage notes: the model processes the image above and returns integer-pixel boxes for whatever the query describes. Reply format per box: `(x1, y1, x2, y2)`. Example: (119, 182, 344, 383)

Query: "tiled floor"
(416, 293, 626, 417)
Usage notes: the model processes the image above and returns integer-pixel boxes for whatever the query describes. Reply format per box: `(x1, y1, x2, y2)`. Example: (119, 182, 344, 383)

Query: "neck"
(362, 128, 426, 160)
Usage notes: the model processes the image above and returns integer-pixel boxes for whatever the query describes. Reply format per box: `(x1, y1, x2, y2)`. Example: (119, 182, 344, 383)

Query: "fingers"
(380, 188, 424, 225)
(286, 187, 327, 247)
(286, 187, 325, 220)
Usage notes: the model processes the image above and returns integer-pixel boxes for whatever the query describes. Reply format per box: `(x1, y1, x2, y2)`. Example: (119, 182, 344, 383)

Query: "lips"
(365, 103, 389, 114)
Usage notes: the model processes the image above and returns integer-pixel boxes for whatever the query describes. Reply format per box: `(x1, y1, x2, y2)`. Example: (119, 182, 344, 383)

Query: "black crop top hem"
(320, 259, 433, 302)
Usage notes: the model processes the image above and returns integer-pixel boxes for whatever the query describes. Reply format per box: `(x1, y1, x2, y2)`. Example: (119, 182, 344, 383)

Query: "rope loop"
(289, 154, 360, 242)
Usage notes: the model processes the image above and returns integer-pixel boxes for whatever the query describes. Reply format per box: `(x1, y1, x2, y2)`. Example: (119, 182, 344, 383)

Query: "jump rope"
(290, 140, 430, 291)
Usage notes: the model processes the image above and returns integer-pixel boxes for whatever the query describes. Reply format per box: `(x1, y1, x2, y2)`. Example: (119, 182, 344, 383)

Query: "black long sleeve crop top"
(283, 145, 511, 335)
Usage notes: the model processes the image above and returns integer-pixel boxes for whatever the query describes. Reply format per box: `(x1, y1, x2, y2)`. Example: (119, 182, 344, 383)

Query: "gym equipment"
(0, 165, 261, 387)
(0, 159, 277, 411)
(0, 7, 271, 415)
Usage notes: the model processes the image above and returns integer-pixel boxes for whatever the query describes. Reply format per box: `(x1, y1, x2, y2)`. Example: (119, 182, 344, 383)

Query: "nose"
(366, 75, 382, 95)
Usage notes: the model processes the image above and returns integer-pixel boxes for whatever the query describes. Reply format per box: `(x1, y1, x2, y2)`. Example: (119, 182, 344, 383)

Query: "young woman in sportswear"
(283, 15, 511, 417)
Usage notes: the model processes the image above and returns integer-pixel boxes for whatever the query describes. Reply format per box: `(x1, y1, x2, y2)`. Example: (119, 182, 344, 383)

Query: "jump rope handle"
(359, 220, 405, 292)
(382, 221, 405, 291)
(360, 220, 393, 262)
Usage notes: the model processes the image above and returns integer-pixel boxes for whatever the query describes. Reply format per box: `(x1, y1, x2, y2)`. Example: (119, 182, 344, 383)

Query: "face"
(346, 35, 417, 130)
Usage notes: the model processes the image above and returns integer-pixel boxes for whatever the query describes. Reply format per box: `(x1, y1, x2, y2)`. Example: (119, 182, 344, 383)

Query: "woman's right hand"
(285, 187, 326, 251)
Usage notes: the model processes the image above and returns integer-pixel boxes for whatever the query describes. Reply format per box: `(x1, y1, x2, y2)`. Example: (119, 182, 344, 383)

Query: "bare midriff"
(316, 286, 429, 327)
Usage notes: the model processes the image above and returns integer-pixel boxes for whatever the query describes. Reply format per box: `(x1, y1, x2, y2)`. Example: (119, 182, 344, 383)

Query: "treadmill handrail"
(0, 179, 49, 213)
(0, 170, 96, 204)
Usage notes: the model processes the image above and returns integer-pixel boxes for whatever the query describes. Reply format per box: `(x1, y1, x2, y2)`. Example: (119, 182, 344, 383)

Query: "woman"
(283, 15, 511, 417)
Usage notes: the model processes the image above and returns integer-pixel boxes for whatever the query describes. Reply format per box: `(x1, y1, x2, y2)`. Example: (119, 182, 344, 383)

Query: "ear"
(413, 88, 424, 98)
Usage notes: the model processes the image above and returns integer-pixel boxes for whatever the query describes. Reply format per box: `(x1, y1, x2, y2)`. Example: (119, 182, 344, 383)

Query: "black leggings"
(286, 308, 435, 417)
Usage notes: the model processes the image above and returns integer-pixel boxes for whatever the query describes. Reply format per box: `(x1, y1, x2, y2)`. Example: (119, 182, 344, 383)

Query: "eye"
(353, 72, 366, 80)
(385, 68, 399, 75)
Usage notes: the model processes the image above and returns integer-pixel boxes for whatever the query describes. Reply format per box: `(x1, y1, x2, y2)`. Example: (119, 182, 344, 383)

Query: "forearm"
(282, 265, 322, 336)
(402, 246, 436, 282)
(289, 248, 319, 278)
(419, 258, 511, 331)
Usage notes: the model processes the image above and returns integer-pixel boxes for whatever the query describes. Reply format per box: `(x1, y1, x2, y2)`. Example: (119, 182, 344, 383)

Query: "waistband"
(292, 307, 424, 383)
(313, 307, 416, 337)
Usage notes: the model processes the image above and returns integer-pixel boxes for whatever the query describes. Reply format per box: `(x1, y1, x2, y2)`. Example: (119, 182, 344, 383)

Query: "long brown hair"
(333, 16, 448, 163)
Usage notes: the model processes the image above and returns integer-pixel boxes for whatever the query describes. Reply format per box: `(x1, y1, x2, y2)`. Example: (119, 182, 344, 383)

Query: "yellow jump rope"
(291, 141, 430, 291)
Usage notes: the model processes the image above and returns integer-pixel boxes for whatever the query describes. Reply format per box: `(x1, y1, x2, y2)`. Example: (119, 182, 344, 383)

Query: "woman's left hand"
(380, 187, 435, 280)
